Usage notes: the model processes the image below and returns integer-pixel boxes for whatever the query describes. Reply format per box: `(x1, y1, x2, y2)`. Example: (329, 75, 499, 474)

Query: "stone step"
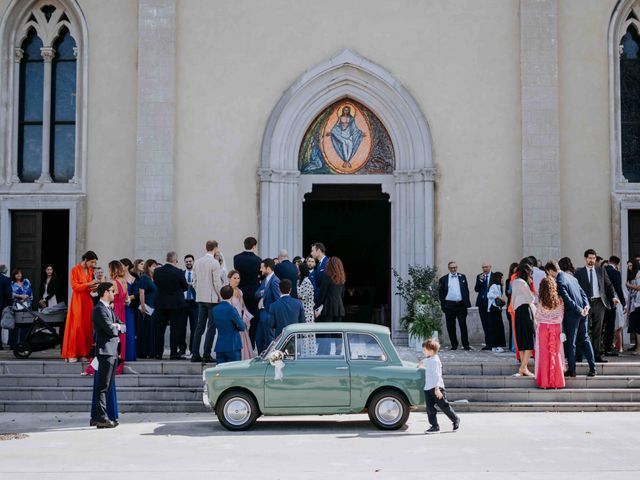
(2, 360, 640, 376)
(2, 399, 640, 414)
(447, 388, 640, 403)
(0, 400, 208, 413)
(444, 375, 640, 389)
(0, 374, 204, 388)
(443, 362, 640, 376)
(0, 361, 208, 376)
(0, 387, 202, 402)
(451, 402, 640, 412)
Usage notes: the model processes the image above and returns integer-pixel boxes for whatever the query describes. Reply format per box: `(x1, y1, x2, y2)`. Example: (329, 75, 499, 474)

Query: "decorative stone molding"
(0, 0, 88, 192)
(520, 0, 561, 260)
(609, 0, 640, 257)
(260, 49, 435, 342)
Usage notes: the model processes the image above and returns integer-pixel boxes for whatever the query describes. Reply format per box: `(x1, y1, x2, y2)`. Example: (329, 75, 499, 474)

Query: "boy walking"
(420, 339, 460, 433)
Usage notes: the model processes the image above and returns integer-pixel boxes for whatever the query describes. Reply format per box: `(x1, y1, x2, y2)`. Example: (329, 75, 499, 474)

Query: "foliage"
(393, 265, 442, 339)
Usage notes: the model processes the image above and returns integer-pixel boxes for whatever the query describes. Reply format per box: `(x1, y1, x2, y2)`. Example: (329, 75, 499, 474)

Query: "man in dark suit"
(255, 258, 280, 354)
(182, 254, 198, 356)
(604, 256, 625, 356)
(438, 261, 471, 350)
(474, 262, 498, 350)
(90, 282, 122, 428)
(153, 251, 188, 360)
(270, 279, 305, 337)
(233, 236, 262, 345)
(574, 249, 619, 362)
(0, 265, 13, 350)
(274, 249, 299, 299)
(311, 242, 328, 302)
(212, 286, 246, 364)
(551, 259, 596, 376)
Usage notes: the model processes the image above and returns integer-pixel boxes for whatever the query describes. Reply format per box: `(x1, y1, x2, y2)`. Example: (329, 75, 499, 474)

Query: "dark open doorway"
(10, 210, 69, 305)
(629, 210, 640, 261)
(303, 184, 391, 328)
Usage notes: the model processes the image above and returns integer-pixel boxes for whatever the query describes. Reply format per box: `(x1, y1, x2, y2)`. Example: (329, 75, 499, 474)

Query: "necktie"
(588, 268, 594, 298)
(187, 271, 193, 300)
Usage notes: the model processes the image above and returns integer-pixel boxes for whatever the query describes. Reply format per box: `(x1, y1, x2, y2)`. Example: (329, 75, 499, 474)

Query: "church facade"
(0, 0, 638, 338)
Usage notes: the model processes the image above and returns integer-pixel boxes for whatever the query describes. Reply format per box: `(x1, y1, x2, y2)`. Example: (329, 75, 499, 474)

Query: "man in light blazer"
(90, 282, 122, 429)
(255, 258, 280, 354)
(190, 240, 223, 363)
(438, 261, 471, 350)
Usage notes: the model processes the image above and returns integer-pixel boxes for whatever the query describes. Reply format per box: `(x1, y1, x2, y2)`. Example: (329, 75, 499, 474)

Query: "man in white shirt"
(437, 261, 472, 350)
(190, 240, 223, 363)
(529, 256, 546, 295)
(182, 254, 198, 356)
(574, 249, 619, 362)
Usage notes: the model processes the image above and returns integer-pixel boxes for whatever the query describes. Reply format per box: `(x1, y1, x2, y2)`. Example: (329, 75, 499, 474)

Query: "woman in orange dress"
(62, 251, 99, 362)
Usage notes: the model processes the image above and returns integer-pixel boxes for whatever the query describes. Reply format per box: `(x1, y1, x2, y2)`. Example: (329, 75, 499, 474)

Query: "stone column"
(520, 0, 561, 260)
(258, 168, 300, 258)
(8, 48, 23, 183)
(135, 0, 176, 260)
(36, 46, 55, 183)
(392, 168, 436, 343)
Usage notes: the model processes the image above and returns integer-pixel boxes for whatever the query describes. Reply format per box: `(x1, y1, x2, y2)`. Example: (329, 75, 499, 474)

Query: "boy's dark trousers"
(425, 387, 458, 427)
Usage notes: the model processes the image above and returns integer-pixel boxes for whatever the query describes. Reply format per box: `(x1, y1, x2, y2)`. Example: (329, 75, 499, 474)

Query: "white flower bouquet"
(268, 350, 285, 381)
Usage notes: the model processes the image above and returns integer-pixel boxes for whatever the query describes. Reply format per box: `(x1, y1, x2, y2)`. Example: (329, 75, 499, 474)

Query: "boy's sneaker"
(424, 426, 440, 434)
(452, 417, 460, 431)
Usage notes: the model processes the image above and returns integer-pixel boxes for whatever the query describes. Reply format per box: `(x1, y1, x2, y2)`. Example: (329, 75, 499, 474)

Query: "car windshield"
(259, 332, 284, 359)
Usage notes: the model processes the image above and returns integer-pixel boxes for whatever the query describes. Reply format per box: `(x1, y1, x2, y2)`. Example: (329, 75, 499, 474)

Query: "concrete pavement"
(0, 412, 638, 479)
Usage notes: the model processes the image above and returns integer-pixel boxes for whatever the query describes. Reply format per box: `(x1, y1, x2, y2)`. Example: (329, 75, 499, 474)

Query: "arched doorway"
(259, 49, 435, 342)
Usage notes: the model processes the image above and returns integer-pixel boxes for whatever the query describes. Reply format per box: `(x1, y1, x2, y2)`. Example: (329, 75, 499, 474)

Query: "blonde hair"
(422, 338, 440, 353)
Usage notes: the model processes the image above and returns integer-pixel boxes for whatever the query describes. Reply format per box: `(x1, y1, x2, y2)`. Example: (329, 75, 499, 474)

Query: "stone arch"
(609, 0, 640, 265)
(259, 49, 436, 340)
(0, 0, 88, 189)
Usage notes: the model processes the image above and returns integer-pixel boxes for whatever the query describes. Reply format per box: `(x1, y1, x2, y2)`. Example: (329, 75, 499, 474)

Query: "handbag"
(1, 306, 15, 329)
(494, 298, 506, 308)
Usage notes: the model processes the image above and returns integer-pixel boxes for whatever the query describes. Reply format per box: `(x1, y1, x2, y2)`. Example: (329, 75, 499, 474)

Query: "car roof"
(282, 322, 390, 335)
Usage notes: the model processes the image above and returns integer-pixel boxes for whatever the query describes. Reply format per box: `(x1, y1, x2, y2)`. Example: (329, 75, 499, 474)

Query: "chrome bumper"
(202, 384, 211, 408)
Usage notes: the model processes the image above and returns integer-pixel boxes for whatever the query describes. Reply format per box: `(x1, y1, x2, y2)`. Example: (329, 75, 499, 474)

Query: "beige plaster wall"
(558, 0, 618, 264)
(174, 0, 522, 277)
(81, 0, 138, 265)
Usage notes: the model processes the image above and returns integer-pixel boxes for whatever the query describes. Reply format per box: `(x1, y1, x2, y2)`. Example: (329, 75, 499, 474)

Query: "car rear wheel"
(368, 390, 410, 430)
(216, 391, 259, 431)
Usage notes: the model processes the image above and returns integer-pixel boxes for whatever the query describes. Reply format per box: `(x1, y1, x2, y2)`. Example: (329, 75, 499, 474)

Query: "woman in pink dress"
(534, 277, 566, 389)
(227, 270, 254, 360)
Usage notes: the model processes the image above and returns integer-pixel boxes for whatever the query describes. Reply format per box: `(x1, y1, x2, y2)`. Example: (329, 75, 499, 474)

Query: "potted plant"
(393, 265, 442, 351)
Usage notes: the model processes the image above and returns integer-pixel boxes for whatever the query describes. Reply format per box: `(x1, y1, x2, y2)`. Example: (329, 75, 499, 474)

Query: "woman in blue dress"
(121, 258, 137, 362)
(9, 269, 33, 347)
(137, 259, 158, 359)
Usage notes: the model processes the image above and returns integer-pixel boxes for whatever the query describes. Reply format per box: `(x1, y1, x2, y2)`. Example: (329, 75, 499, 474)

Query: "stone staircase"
(1, 359, 639, 413)
(445, 361, 640, 412)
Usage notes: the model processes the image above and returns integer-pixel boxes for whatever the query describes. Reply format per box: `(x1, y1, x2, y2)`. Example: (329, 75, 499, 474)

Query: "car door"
(264, 332, 351, 408)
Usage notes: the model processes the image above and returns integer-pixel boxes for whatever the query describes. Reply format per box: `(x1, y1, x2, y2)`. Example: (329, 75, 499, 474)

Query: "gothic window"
(5, 1, 83, 185)
(621, 19, 640, 182)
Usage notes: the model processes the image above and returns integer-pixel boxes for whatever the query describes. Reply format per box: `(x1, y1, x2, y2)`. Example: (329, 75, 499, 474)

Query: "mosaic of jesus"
(299, 99, 394, 175)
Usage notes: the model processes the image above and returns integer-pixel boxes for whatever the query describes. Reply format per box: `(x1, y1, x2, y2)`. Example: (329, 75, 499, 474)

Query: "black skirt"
(629, 309, 640, 335)
(514, 304, 535, 351)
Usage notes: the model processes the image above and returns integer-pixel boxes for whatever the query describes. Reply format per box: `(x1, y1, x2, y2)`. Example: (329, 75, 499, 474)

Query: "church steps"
(2, 359, 640, 412)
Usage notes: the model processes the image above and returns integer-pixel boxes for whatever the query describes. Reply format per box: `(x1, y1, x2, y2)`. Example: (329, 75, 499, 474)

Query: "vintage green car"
(202, 322, 424, 431)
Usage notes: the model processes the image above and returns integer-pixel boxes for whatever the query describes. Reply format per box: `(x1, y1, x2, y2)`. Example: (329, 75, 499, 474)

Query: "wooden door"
(10, 211, 43, 303)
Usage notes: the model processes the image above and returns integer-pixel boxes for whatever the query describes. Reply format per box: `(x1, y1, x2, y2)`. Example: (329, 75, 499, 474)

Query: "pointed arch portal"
(259, 49, 435, 341)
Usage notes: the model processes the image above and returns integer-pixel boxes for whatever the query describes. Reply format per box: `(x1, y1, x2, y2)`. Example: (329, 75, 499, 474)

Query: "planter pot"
(410, 330, 439, 352)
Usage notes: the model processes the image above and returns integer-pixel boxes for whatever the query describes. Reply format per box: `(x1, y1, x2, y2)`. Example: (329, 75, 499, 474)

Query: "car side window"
(347, 333, 386, 361)
(282, 336, 296, 358)
(296, 333, 345, 359)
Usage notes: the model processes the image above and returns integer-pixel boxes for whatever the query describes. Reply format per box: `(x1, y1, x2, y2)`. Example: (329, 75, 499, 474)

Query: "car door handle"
(335, 366, 348, 370)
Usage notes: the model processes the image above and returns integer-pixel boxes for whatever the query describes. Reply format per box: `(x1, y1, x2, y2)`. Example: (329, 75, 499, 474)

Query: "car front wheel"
(216, 391, 259, 431)
(368, 390, 410, 430)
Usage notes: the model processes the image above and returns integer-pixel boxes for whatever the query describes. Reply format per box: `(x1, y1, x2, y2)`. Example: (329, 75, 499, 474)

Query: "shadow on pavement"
(143, 418, 412, 437)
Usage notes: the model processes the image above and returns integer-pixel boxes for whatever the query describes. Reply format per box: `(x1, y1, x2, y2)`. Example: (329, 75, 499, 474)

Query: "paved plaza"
(0, 411, 638, 479)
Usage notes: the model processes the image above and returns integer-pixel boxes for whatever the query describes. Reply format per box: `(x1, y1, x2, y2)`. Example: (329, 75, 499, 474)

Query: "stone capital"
(393, 167, 438, 183)
(40, 47, 55, 62)
(258, 168, 300, 183)
(13, 48, 23, 63)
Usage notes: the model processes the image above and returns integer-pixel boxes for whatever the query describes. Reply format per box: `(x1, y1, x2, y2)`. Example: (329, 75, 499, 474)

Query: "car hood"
(402, 360, 420, 369)
(204, 358, 262, 375)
